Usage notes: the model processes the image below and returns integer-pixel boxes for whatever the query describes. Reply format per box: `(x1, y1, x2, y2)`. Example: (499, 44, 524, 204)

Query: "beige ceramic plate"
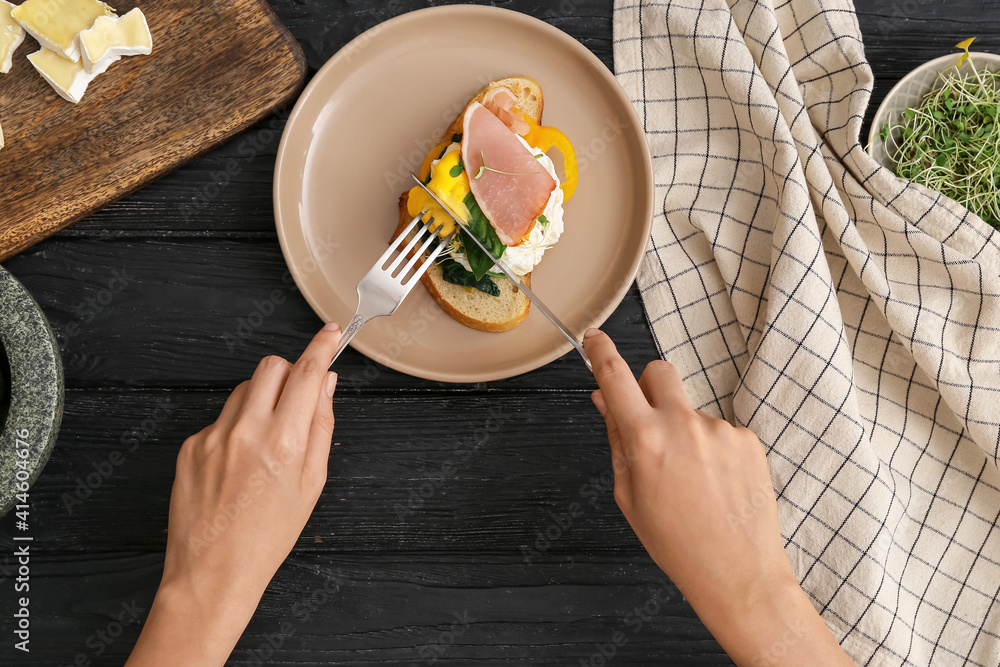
(274, 5, 653, 382)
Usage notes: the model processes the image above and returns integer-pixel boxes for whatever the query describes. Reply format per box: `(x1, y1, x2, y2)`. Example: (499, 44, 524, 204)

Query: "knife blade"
(410, 173, 592, 371)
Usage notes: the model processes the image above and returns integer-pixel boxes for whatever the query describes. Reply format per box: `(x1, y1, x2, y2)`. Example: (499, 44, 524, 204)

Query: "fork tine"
(405, 231, 457, 285)
(372, 213, 425, 271)
(397, 224, 447, 282)
(386, 216, 436, 273)
(332, 219, 454, 370)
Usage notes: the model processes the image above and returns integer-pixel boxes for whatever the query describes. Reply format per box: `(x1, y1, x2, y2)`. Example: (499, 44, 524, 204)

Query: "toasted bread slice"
(442, 76, 544, 139)
(395, 76, 543, 332)
(394, 192, 530, 332)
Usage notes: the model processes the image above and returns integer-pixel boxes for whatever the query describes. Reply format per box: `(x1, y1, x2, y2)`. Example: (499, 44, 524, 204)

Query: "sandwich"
(394, 76, 577, 332)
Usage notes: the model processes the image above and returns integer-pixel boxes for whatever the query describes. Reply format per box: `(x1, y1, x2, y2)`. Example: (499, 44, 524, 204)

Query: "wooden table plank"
(35, 1, 1000, 240)
(2, 239, 658, 392)
(23, 390, 647, 554)
(2, 1, 998, 665)
(6, 552, 730, 666)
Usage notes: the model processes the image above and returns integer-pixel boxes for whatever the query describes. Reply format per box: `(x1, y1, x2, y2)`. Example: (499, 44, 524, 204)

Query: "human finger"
(593, 389, 633, 485)
(275, 323, 343, 424)
(213, 381, 251, 430)
(242, 354, 294, 415)
(583, 329, 650, 426)
(637, 359, 692, 412)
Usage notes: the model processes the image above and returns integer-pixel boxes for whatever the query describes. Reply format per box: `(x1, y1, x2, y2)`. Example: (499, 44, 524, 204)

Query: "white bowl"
(867, 51, 1000, 169)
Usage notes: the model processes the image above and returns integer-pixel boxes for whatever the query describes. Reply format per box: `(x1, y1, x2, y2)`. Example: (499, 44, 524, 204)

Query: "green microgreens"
(878, 38, 1000, 227)
(538, 214, 549, 230)
(473, 150, 540, 180)
(449, 155, 464, 178)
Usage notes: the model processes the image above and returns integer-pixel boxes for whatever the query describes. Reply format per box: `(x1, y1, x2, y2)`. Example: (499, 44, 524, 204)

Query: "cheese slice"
(80, 8, 151, 74)
(28, 46, 113, 103)
(0, 0, 25, 74)
(12, 0, 115, 62)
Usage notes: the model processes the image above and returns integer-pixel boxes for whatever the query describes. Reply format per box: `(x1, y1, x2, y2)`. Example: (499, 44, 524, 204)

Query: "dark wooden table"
(2, 1, 997, 664)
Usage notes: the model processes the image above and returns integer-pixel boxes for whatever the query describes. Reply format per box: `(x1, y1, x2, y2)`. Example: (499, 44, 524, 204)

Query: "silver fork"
(330, 213, 456, 367)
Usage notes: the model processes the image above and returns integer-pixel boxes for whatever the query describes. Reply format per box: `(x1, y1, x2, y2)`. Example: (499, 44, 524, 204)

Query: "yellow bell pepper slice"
(522, 116, 578, 201)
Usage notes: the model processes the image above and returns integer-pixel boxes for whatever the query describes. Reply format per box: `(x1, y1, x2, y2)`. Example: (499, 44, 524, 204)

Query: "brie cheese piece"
(12, 0, 115, 62)
(28, 46, 112, 103)
(79, 8, 151, 73)
(0, 0, 25, 74)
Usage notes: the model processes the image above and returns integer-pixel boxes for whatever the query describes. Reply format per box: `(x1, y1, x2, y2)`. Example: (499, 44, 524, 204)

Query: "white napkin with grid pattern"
(613, 1, 1000, 664)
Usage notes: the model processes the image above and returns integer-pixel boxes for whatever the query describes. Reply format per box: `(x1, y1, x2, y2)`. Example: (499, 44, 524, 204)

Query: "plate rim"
(273, 4, 654, 383)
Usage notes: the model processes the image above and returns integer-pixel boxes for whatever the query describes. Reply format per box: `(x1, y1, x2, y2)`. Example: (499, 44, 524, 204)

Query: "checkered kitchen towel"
(614, 0, 1000, 664)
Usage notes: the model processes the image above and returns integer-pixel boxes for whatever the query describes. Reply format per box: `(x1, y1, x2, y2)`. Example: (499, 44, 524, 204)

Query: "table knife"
(410, 173, 592, 371)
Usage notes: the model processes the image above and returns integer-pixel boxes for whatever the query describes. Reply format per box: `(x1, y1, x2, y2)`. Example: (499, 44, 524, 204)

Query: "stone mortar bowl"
(0, 265, 63, 517)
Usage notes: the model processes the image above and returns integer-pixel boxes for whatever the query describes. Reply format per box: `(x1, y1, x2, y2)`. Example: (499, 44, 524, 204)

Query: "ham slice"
(482, 86, 530, 136)
(462, 102, 556, 247)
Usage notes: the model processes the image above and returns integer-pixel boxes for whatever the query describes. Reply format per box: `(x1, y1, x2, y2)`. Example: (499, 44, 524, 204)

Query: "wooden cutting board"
(0, 0, 306, 260)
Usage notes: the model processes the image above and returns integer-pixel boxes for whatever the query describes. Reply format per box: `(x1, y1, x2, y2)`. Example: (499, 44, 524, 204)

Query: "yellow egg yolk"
(407, 149, 470, 237)
(419, 138, 453, 181)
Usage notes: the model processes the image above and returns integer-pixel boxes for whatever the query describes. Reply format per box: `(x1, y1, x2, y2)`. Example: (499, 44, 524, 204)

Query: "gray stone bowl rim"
(0, 265, 64, 518)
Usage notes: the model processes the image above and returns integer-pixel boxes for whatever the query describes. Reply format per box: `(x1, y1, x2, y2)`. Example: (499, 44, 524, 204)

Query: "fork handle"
(329, 313, 368, 368)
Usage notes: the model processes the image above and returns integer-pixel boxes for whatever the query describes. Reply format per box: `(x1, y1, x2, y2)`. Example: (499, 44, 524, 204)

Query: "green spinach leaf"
(461, 193, 506, 280)
(440, 258, 501, 297)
